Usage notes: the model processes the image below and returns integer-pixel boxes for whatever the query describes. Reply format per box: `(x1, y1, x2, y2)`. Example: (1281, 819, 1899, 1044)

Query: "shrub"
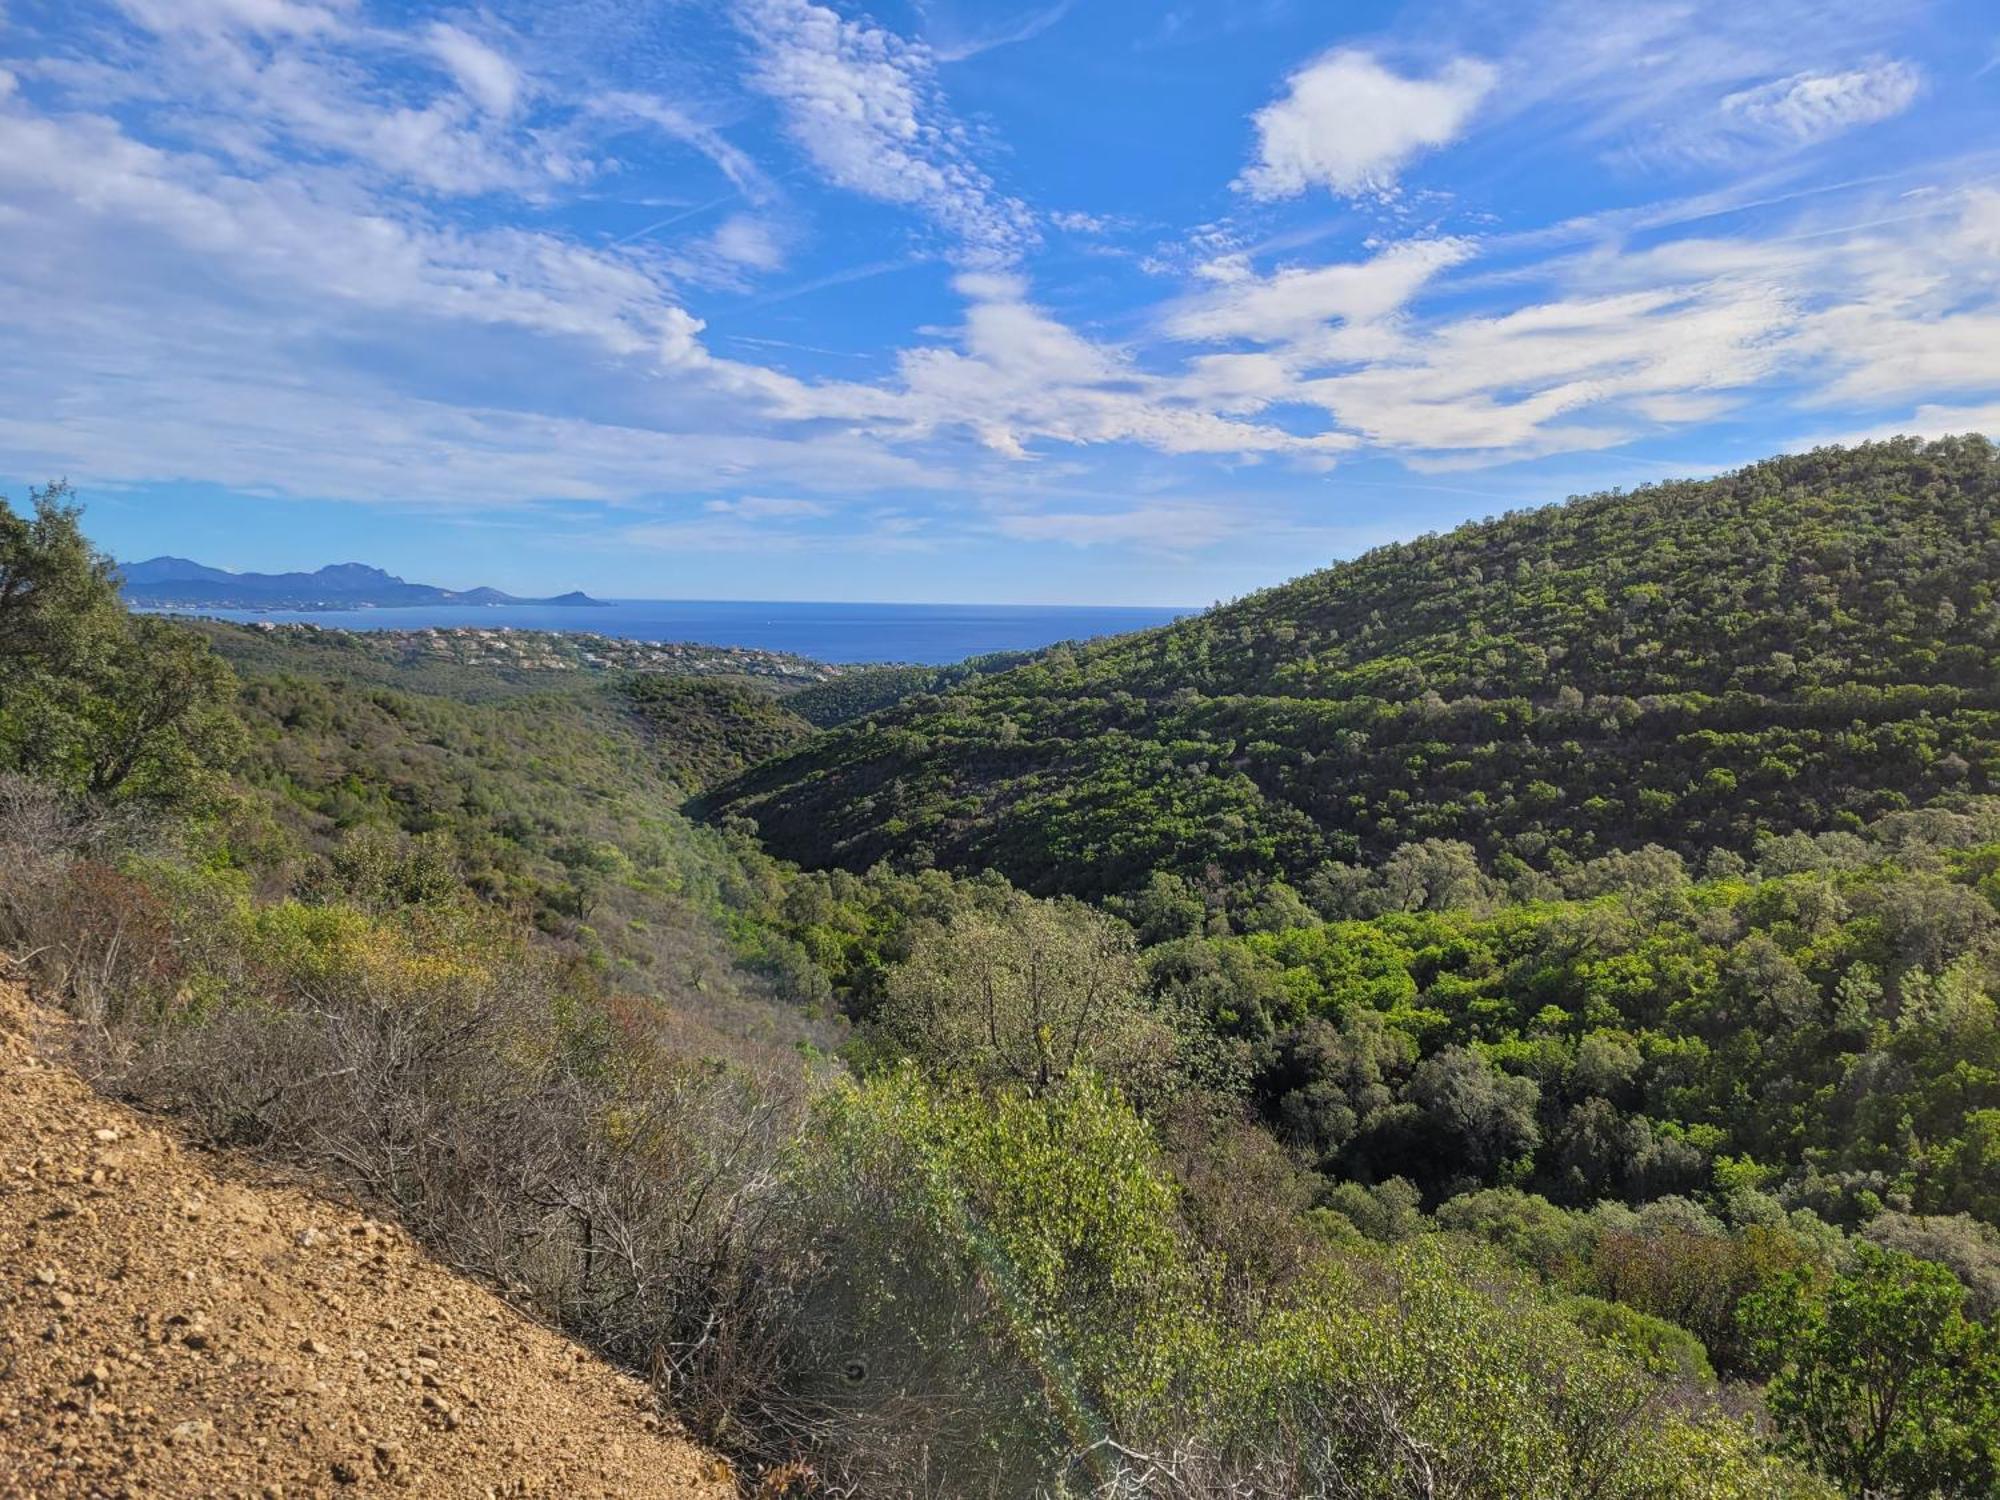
(772, 1067, 1217, 1493)
(1742, 1243, 2000, 1497)
(1563, 1294, 1715, 1382)
(1215, 1244, 1827, 1499)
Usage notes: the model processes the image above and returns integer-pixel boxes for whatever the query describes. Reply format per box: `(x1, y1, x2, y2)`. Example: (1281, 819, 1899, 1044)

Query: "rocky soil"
(0, 980, 734, 1499)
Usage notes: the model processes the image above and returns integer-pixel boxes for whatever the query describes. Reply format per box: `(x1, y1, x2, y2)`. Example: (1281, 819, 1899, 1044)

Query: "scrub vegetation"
(6, 443, 1999, 1496)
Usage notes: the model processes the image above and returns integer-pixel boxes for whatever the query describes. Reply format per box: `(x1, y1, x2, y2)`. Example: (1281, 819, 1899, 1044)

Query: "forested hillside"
(7, 464, 2000, 1498)
(718, 437, 2000, 901)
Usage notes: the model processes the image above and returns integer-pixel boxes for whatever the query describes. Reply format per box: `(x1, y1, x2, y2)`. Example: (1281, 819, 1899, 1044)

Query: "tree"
(1404, 1044, 1540, 1190)
(0, 485, 240, 804)
(0, 483, 122, 779)
(78, 616, 243, 801)
(0, 482, 120, 664)
(879, 892, 1157, 1094)
(1741, 1243, 2000, 1496)
(1378, 838, 1497, 913)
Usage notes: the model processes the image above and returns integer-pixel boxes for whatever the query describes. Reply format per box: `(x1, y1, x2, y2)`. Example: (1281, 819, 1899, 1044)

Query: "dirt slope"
(0, 982, 734, 1499)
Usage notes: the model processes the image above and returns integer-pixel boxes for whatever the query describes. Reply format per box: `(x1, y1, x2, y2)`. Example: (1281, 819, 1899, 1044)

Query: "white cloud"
(707, 214, 787, 272)
(1166, 238, 1475, 344)
(1237, 50, 1495, 200)
(1719, 61, 1921, 147)
(1049, 209, 1116, 234)
(0, 358, 938, 509)
(114, 0, 345, 38)
(3, 0, 1992, 547)
(0, 108, 712, 366)
(1454, 1, 1928, 173)
(1137, 184, 2000, 468)
(1297, 282, 1794, 453)
(777, 272, 1356, 460)
(426, 23, 522, 118)
(735, 0, 1033, 259)
(98, 0, 589, 198)
(0, 36, 1353, 501)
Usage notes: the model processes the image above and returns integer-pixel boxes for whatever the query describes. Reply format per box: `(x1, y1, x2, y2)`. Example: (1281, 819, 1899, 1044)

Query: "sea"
(186, 599, 1192, 667)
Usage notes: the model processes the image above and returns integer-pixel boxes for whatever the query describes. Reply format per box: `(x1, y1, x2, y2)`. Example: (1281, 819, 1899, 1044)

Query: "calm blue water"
(188, 599, 1192, 666)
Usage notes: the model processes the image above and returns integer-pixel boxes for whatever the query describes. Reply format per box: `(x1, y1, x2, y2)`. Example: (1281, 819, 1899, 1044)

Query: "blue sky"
(1, 0, 1996, 604)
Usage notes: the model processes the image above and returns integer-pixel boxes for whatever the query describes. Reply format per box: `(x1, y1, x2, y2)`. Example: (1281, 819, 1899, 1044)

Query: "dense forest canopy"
(6, 444, 2000, 1497)
(716, 437, 2000, 901)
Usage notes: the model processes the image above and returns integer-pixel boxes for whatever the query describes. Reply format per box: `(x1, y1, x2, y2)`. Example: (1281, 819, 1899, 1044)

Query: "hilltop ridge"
(714, 436, 2000, 898)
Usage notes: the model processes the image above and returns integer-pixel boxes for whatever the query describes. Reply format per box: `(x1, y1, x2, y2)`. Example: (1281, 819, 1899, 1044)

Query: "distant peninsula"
(119, 557, 607, 611)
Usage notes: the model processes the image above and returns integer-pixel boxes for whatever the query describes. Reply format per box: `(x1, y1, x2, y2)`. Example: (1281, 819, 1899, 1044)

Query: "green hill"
(8, 472, 1998, 1498)
(714, 437, 2000, 901)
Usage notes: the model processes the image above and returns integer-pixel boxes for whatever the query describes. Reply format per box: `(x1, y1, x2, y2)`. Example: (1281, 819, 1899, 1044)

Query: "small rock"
(331, 1458, 362, 1484)
(295, 1228, 324, 1248)
(301, 1338, 329, 1357)
(33, 1268, 58, 1286)
(92, 1128, 120, 1144)
(169, 1418, 213, 1446)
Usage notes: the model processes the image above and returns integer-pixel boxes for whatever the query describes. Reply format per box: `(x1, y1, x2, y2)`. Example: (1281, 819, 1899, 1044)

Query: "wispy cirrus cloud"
(1626, 60, 1928, 167)
(82, 0, 591, 199)
(592, 91, 777, 203)
(927, 0, 1075, 64)
(1721, 62, 1923, 146)
(733, 0, 1034, 261)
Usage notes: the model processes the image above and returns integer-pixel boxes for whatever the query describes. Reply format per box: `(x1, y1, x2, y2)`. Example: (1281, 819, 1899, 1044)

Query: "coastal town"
(243, 620, 844, 684)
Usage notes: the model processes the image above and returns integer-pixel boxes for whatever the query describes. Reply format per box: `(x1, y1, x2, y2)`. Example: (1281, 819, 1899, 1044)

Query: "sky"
(0, 0, 1996, 605)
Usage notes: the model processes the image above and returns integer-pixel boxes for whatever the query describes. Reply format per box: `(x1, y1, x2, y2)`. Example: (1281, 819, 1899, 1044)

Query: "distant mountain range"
(119, 557, 605, 610)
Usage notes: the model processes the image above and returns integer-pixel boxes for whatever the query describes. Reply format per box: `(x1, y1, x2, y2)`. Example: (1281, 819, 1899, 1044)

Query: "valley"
(4, 439, 1999, 1498)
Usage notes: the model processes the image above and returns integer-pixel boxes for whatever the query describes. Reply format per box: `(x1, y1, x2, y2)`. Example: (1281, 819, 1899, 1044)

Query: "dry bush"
(0, 776, 878, 1485)
(0, 775, 175, 1038)
(101, 940, 822, 1460)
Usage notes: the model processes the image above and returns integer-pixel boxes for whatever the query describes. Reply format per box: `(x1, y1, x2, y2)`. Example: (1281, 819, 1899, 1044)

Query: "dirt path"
(0, 981, 734, 1499)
